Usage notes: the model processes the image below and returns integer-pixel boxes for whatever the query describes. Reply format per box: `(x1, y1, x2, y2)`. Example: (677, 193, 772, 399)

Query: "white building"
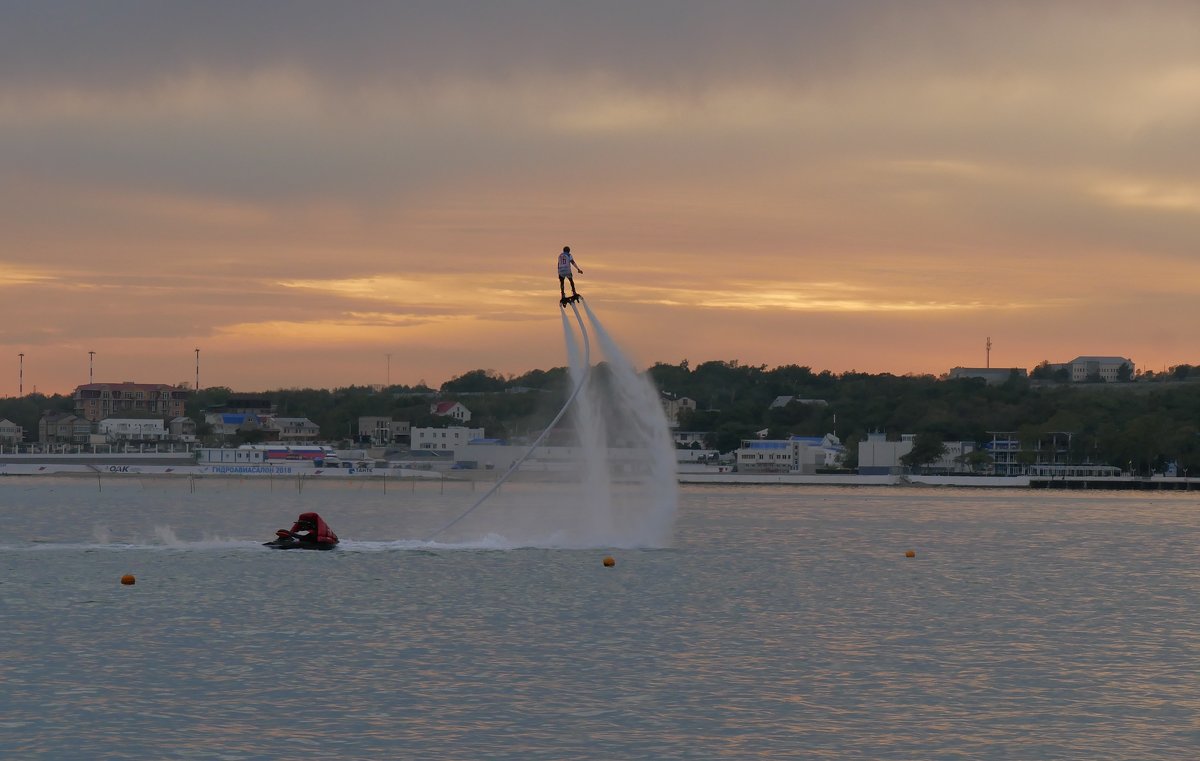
(736, 440, 789, 472)
(938, 440, 977, 473)
(268, 417, 321, 442)
(97, 417, 167, 442)
(412, 425, 485, 452)
(431, 402, 472, 423)
(858, 433, 914, 475)
(168, 416, 197, 443)
(947, 367, 1028, 385)
(858, 432, 978, 475)
(197, 444, 338, 466)
(676, 448, 719, 465)
(789, 434, 846, 472)
(359, 416, 410, 445)
(40, 412, 91, 444)
(661, 396, 697, 427)
(1066, 356, 1135, 382)
(0, 418, 23, 444)
(672, 430, 708, 448)
(736, 433, 845, 474)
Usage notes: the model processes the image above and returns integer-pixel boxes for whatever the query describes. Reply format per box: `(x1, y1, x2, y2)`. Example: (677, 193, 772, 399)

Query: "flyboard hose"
(424, 300, 591, 541)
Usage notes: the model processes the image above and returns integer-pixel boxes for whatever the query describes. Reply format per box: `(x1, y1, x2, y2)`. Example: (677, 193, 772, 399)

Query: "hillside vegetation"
(7, 360, 1200, 473)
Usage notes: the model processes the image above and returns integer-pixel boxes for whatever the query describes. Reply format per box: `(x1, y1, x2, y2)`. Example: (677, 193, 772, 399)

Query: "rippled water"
(2, 478, 1198, 759)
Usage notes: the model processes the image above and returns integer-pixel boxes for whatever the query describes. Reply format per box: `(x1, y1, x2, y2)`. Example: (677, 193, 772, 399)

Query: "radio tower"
(986, 337, 992, 369)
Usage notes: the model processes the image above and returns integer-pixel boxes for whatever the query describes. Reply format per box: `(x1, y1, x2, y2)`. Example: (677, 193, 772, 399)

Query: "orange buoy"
(905, 550, 916, 558)
(602, 556, 615, 567)
(120, 574, 136, 585)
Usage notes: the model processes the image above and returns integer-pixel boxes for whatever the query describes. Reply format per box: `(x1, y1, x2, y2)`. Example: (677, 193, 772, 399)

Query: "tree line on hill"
(644, 360, 1200, 473)
(5, 359, 1200, 472)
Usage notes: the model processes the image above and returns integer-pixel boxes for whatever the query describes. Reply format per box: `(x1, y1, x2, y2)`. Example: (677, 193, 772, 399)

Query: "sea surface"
(1, 477, 1198, 760)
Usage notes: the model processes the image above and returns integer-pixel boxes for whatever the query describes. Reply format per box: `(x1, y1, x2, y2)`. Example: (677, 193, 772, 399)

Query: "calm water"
(2, 478, 1198, 760)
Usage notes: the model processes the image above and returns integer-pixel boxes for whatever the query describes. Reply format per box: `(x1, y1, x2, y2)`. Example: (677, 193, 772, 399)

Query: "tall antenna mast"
(986, 337, 992, 369)
(195, 348, 200, 390)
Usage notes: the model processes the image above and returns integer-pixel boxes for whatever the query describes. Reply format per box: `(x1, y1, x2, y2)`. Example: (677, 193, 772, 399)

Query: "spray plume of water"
(424, 306, 590, 541)
(577, 300, 678, 545)
(428, 300, 677, 548)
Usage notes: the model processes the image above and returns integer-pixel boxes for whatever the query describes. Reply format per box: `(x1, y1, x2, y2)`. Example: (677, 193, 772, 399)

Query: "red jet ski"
(264, 512, 339, 550)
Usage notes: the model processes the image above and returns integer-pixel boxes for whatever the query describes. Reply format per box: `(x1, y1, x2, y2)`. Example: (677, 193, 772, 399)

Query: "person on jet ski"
(290, 516, 318, 538)
(285, 512, 339, 546)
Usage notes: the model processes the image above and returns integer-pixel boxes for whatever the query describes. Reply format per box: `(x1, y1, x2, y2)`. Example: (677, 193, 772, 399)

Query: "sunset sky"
(3, 1, 1198, 395)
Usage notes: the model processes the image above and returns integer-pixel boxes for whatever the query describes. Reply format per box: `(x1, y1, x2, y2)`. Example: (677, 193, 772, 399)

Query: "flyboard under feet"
(560, 293, 582, 307)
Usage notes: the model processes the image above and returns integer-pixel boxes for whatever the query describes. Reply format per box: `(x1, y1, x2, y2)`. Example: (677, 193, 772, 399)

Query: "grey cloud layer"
(2, 2, 862, 89)
(6, 2, 1196, 92)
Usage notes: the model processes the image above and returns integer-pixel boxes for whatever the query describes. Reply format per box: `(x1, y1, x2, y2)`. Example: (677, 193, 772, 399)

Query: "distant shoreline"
(0, 459, 1196, 491)
(676, 473, 1200, 491)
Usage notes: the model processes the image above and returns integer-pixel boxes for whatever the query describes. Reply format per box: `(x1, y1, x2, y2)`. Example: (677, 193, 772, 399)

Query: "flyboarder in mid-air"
(558, 245, 583, 305)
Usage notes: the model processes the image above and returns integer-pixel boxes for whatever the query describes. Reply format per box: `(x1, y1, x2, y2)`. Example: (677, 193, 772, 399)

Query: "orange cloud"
(0, 264, 57, 286)
(1091, 180, 1200, 213)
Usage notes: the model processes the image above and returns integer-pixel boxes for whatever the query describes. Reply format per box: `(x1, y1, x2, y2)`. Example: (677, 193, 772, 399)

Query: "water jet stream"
(425, 298, 678, 547)
(425, 302, 591, 540)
